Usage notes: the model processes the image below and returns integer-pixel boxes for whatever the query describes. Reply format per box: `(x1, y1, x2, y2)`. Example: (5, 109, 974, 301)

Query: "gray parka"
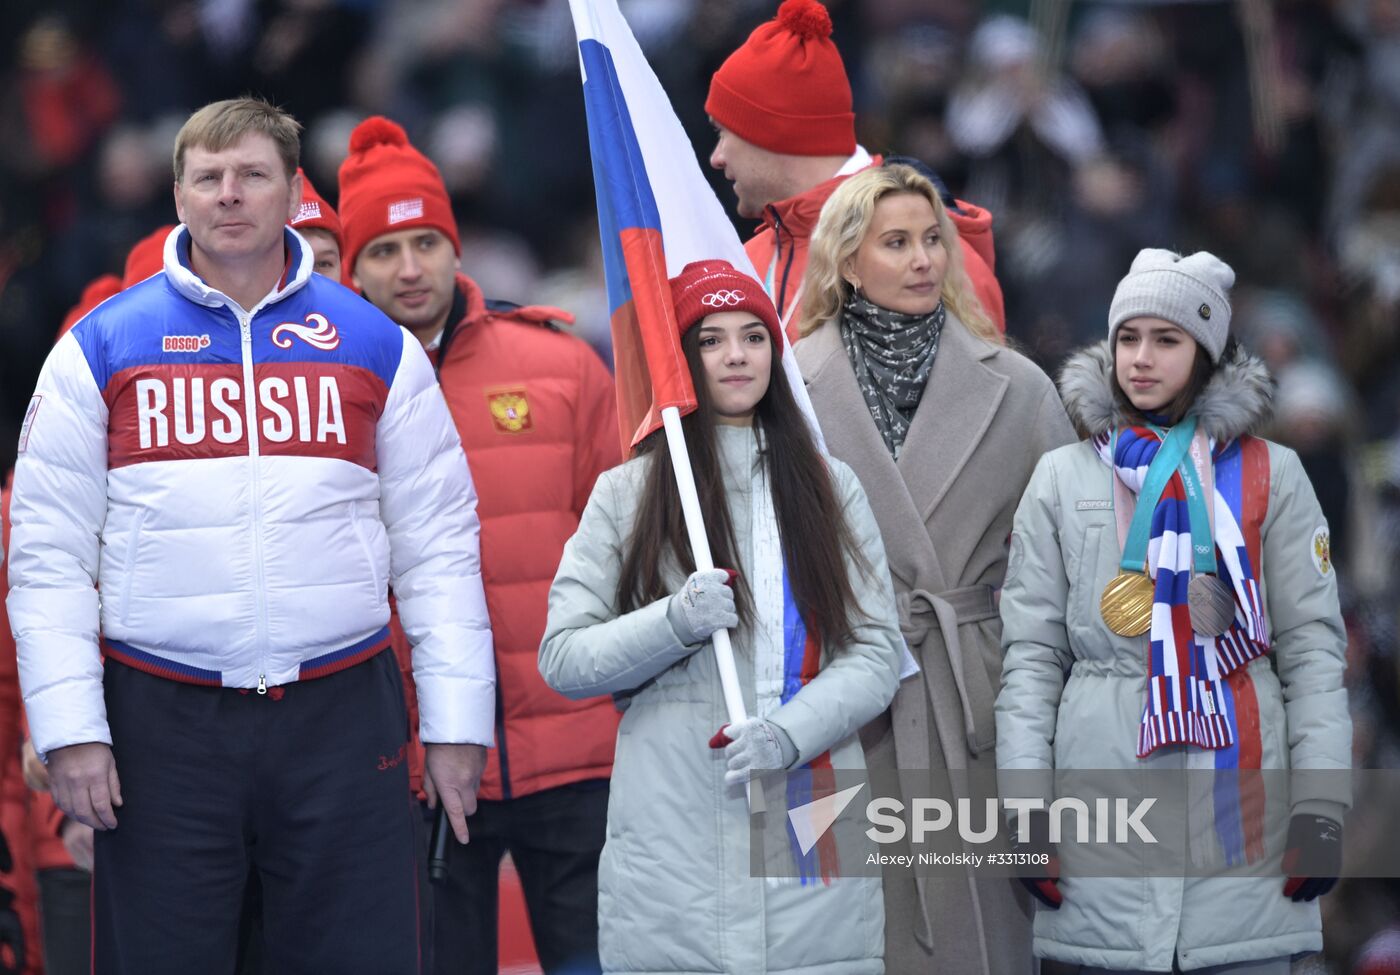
(540, 425, 903, 975)
(995, 343, 1351, 972)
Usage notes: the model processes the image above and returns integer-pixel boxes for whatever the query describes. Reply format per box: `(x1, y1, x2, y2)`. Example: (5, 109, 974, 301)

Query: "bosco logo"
(700, 290, 743, 308)
(272, 313, 340, 351)
(162, 334, 211, 353)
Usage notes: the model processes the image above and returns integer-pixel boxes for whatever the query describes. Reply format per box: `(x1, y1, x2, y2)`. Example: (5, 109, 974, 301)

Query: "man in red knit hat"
(288, 168, 342, 280)
(339, 115, 621, 975)
(707, 0, 1005, 338)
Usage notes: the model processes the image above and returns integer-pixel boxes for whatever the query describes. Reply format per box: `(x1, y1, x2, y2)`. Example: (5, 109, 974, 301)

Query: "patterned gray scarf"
(839, 291, 946, 458)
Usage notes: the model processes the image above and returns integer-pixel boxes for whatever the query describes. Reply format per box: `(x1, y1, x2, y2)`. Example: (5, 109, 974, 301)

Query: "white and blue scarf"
(1096, 426, 1271, 757)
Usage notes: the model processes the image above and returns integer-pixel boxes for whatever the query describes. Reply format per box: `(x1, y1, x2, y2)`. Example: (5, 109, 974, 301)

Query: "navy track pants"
(93, 650, 421, 975)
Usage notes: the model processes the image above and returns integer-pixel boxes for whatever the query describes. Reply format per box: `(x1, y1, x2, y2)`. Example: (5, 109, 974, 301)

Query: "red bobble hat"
(669, 259, 783, 356)
(337, 116, 460, 274)
(122, 224, 176, 290)
(288, 168, 342, 250)
(705, 0, 855, 157)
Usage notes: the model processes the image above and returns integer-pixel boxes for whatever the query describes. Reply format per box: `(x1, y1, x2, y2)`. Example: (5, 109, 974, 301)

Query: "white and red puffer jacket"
(7, 226, 495, 758)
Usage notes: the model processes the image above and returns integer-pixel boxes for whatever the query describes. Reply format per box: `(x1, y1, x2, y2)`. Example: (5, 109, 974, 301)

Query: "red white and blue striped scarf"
(1095, 427, 1271, 758)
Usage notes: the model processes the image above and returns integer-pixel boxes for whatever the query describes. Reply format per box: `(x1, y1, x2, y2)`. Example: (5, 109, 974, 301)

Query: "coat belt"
(897, 584, 998, 758)
(898, 583, 998, 965)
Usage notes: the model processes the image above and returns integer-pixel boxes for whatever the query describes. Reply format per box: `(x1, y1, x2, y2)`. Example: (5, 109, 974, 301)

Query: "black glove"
(0, 886, 26, 975)
(1281, 813, 1342, 902)
(0, 827, 10, 874)
(1010, 809, 1062, 909)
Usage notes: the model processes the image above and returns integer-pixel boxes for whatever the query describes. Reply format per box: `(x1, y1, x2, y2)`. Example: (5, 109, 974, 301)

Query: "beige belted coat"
(796, 315, 1076, 974)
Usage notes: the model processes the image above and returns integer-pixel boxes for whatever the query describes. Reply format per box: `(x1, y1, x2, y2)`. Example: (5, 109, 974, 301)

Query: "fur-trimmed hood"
(1058, 340, 1274, 441)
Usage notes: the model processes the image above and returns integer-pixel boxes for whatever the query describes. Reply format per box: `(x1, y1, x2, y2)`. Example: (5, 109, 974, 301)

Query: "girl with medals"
(540, 261, 903, 975)
(995, 249, 1351, 974)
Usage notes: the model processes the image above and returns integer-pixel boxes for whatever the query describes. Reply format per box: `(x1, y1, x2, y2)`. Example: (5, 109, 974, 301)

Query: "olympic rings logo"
(700, 290, 744, 307)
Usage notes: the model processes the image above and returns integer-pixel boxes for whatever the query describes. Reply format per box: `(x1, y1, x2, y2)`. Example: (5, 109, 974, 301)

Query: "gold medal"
(1100, 571, 1154, 637)
(1188, 574, 1236, 636)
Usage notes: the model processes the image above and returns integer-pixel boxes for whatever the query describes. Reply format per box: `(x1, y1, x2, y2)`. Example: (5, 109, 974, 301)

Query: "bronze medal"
(1188, 574, 1236, 636)
(1100, 571, 1155, 637)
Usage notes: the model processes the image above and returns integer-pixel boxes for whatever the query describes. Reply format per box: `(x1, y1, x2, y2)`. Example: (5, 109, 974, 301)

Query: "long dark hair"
(616, 327, 867, 649)
(1112, 335, 1240, 426)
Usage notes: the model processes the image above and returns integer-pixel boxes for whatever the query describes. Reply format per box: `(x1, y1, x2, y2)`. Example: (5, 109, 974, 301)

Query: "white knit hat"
(1108, 248, 1236, 362)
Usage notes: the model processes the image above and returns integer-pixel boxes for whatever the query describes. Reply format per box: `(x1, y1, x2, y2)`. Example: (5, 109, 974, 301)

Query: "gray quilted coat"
(995, 343, 1351, 971)
(541, 425, 903, 974)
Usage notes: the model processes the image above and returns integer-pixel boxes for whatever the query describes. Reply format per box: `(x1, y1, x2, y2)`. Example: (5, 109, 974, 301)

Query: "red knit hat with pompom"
(706, 0, 854, 156)
(337, 116, 460, 274)
(288, 168, 342, 249)
(669, 259, 783, 357)
(122, 224, 176, 290)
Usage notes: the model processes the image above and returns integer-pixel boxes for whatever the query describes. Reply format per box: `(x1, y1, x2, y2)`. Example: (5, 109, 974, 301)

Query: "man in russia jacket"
(338, 114, 621, 975)
(5, 97, 494, 974)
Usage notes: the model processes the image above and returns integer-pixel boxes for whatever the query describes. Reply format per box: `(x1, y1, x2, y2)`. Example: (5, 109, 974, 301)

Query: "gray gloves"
(667, 569, 738, 645)
(712, 717, 797, 787)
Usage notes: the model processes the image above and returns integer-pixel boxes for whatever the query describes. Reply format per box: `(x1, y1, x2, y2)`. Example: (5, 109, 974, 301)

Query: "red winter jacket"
(5, 476, 75, 875)
(393, 275, 622, 801)
(0, 758, 42, 975)
(4, 476, 64, 975)
(0, 478, 23, 794)
(744, 163, 1006, 339)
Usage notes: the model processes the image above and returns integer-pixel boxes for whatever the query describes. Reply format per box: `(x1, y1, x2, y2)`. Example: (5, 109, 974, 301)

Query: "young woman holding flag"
(540, 259, 902, 975)
(996, 249, 1351, 973)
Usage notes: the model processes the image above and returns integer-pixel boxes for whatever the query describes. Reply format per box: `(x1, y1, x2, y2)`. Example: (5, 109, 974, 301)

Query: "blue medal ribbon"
(1176, 444, 1218, 576)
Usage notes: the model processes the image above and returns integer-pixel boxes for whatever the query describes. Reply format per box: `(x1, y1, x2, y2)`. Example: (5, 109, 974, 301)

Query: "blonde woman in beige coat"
(795, 163, 1077, 974)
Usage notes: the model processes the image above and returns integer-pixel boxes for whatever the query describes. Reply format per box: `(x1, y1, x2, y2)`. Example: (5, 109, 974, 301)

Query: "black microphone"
(428, 806, 451, 884)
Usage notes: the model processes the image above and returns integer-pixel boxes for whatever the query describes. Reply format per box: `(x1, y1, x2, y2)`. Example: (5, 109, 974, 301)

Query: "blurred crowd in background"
(0, 0, 1398, 970)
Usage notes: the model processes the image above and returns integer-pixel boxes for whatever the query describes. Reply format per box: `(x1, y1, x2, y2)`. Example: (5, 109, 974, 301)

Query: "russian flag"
(569, 0, 822, 454)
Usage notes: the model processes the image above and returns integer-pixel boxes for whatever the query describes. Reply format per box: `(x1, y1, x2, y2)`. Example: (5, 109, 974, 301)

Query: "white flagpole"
(570, 0, 778, 807)
(660, 405, 763, 811)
